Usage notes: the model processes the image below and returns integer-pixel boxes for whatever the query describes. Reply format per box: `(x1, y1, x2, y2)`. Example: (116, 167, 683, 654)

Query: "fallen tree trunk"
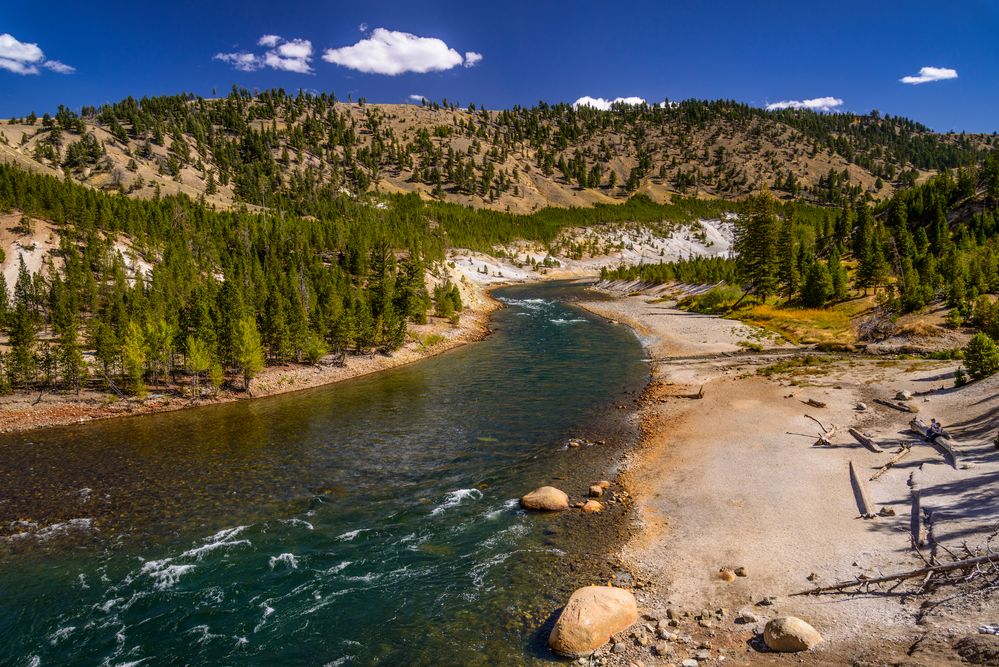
(910, 418, 961, 469)
(793, 554, 998, 596)
(848, 427, 884, 453)
(870, 445, 912, 480)
(849, 460, 876, 519)
(875, 398, 919, 413)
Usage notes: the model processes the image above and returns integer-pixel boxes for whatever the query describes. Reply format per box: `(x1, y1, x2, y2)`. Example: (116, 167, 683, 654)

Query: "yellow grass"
(730, 297, 875, 345)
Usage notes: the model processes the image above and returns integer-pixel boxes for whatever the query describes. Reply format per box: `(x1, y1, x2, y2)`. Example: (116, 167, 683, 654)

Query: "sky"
(2, 0, 998, 132)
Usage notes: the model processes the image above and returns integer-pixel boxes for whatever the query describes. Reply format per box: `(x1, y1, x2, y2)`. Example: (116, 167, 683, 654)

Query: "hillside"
(0, 90, 994, 215)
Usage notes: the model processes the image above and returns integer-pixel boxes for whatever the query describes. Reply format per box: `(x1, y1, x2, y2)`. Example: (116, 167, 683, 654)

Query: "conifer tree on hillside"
(733, 189, 780, 299)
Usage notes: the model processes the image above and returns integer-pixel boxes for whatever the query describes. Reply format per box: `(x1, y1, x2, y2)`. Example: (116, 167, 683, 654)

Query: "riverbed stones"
(763, 616, 823, 652)
(589, 484, 605, 498)
(548, 586, 639, 657)
(520, 486, 570, 511)
(583, 500, 603, 513)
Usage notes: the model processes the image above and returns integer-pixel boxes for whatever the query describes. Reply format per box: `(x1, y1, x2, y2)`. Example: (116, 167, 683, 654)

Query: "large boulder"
(548, 586, 638, 657)
(520, 486, 570, 511)
(763, 616, 823, 652)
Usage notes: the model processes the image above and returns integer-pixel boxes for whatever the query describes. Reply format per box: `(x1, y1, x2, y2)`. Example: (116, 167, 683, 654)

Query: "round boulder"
(548, 586, 638, 657)
(763, 616, 823, 652)
(520, 486, 570, 511)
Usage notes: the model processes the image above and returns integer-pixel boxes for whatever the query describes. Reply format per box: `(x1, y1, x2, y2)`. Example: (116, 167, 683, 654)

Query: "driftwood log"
(870, 445, 912, 480)
(909, 471, 924, 548)
(793, 554, 997, 596)
(803, 398, 826, 408)
(875, 398, 919, 414)
(910, 418, 961, 469)
(849, 460, 876, 519)
(847, 427, 884, 453)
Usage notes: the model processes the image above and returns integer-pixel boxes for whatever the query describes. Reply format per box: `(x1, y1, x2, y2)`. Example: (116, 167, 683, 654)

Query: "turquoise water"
(0, 282, 648, 666)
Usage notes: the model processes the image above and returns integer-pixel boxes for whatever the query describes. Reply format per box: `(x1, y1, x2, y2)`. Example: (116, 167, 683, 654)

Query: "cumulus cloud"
(215, 35, 313, 74)
(765, 96, 843, 112)
(358, 23, 368, 32)
(573, 96, 646, 110)
(0, 33, 74, 75)
(408, 94, 426, 102)
(322, 28, 480, 75)
(900, 66, 958, 85)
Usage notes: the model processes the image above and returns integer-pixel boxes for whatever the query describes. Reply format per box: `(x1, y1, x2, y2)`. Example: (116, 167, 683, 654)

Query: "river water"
(0, 282, 648, 666)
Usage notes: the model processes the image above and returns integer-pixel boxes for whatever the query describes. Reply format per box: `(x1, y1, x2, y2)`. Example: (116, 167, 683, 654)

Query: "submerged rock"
(521, 486, 570, 511)
(763, 616, 823, 652)
(549, 586, 638, 657)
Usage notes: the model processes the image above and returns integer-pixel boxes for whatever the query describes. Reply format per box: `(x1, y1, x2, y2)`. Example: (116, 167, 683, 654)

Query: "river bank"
(576, 288, 999, 665)
(0, 286, 499, 435)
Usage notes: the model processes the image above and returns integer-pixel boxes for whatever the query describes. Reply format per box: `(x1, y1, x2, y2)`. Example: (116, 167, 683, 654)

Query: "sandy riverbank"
(577, 289, 999, 665)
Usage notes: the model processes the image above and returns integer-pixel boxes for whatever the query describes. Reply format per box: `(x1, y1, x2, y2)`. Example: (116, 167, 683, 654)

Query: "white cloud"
(408, 94, 426, 102)
(0, 33, 73, 75)
(765, 96, 843, 112)
(214, 51, 261, 72)
(900, 66, 958, 85)
(215, 35, 313, 74)
(358, 23, 369, 32)
(573, 96, 646, 110)
(322, 28, 479, 75)
(43, 60, 75, 74)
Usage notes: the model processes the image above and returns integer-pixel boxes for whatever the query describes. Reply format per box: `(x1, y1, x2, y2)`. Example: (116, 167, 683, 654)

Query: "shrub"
(963, 333, 999, 380)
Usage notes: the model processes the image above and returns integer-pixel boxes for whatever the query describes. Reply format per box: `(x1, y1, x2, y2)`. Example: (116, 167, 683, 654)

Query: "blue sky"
(2, 0, 997, 132)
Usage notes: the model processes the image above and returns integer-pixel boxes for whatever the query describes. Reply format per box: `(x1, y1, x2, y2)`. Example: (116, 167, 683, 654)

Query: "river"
(0, 281, 648, 666)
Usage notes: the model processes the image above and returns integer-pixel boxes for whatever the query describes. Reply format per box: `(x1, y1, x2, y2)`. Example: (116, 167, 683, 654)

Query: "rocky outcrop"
(763, 616, 823, 652)
(520, 486, 569, 511)
(549, 586, 638, 656)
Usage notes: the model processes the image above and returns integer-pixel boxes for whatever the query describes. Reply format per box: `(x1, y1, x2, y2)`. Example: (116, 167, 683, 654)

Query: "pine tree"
(7, 304, 37, 388)
(186, 336, 212, 397)
(828, 247, 848, 300)
(122, 320, 148, 396)
(233, 316, 265, 390)
(776, 209, 799, 301)
(733, 189, 780, 299)
(59, 322, 87, 395)
(801, 260, 833, 307)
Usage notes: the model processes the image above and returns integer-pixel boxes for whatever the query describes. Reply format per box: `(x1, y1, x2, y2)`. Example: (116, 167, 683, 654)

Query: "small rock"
(695, 649, 712, 660)
(735, 609, 762, 625)
(583, 500, 603, 513)
(682, 659, 699, 667)
(699, 609, 712, 621)
(878, 506, 896, 517)
(718, 568, 736, 582)
(698, 619, 713, 629)
(734, 566, 747, 577)
(855, 402, 867, 411)
(763, 616, 823, 652)
(521, 486, 570, 511)
(636, 634, 650, 647)
(589, 485, 605, 498)
(657, 628, 672, 640)
(756, 596, 776, 606)
(807, 572, 819, 581)
(895, 390, 913, 401)
(611, 642, 626, 654)
(666, 607, 678, 620)
(652, 641, 670, 656)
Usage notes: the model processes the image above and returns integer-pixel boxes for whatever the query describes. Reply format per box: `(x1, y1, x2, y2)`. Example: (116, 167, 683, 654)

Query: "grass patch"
(737, 340, 764, 352)
(420, 334, 445, 348)
(757, 354, 827, 376)
(730, 297, 874, 345)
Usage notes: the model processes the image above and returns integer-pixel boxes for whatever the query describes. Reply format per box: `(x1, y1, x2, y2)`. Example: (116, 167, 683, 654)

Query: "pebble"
(682, 660, 699, 667)
(734, 566, 747, 577)
(696, 649, 712, 660)
(652, 641, 670, 656)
